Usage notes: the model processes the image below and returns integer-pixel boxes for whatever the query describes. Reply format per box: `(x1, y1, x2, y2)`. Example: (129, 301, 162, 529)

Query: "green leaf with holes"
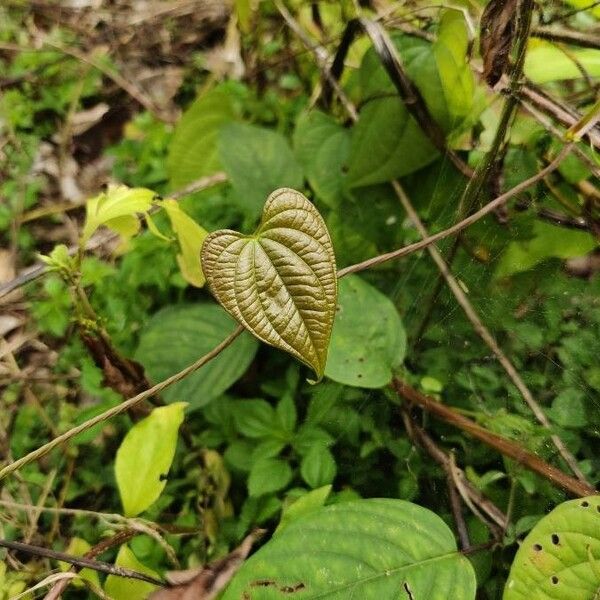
(202, 188, 337, 380)
(115, 403, 185, 517)
(221, 498, 476, 599)
(325, 275, 406, 388)
(134, 304, 258, 409)
(504, 496, 600, 600)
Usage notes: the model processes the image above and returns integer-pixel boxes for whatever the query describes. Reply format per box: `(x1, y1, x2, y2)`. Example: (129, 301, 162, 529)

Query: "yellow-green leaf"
(158, 199, 208, 287)
(104, 545, 159, 600)
(115, 402, 186, 517)
(58, 537, 100, 589)
(202, 188, 337, 380)
(82, 185, 155, 244)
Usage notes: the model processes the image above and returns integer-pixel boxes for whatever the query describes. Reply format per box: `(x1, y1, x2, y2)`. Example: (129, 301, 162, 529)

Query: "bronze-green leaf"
(201, 188, 337, 379)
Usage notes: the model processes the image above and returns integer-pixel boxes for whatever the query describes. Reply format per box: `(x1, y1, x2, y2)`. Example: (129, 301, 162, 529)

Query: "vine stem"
(338, 143, 574, 276)
(0, 326, 244, 482)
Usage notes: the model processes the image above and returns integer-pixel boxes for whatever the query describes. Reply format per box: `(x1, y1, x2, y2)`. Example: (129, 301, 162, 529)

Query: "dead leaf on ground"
(480, 0, 519, 87)
(148, 530, 264, 600)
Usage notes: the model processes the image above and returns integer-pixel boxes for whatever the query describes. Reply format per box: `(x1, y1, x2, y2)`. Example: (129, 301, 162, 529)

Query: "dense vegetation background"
(0, 0, 599, 598)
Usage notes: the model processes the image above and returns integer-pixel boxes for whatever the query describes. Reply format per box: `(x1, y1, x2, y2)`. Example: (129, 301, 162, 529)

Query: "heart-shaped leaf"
(202, 188, 337, 380)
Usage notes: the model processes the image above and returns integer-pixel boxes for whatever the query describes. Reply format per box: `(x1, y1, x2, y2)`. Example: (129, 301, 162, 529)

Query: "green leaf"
(134, 303, 259, 409)
(202, 188, 337, 380)
(495, 221, 597, 278)
(104, 545, 159, 600)
(157, 199, 208, 287)
(550, 388, 588, 428)
(167, 86, 235, 187)
(325, 275, 406, 388)
(525, 40, 600, 84)
(293, 111, 350, 207)
(233, 399, 277, 438)
(347, 98, 437, 188)
(115, 402, 186, 517)
(221, 499, 477, 599)
(433, 9, 475, 121)
(82, 185, 155, 244)
(218, 123, 304, 217)
(248, 458, 293, 497)
(300, 446, 337, 488)
(504, 496, 600, 599)
(276, 485, 332, 534)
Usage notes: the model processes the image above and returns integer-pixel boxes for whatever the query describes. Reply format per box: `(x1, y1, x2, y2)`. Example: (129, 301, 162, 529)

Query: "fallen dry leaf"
(148, 530, 264, 600)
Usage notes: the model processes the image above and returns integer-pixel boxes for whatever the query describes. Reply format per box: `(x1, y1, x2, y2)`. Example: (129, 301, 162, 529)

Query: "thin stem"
(0, 326, 244, 481)
(338, 144, 575, 277)
(0, 538, 163, 586)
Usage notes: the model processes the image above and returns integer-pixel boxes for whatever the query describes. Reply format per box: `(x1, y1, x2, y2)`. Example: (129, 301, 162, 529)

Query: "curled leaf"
(479, 0, 518, 86)
(157, 199, 208, 287)
(202, 188, 337, 380)
(82, 185, 155, 244)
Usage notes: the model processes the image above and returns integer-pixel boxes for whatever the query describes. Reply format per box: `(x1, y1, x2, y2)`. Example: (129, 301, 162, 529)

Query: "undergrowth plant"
(1, 1, 600, 599)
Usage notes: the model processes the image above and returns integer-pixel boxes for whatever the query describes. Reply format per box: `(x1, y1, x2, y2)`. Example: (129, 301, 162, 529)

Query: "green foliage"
(167, 86, 237, 187)
(325, 275, 406, 388)
(134, 304, 259, 409)
(218, 123, 304, 218)
(504, 496, 600, 599)
(104, 545, 159, 599)
(525, 40, 600, 83)
(6, 2, 600, 598)
(496, 221, 597, 278)
(115, 403, 186, 516)
(222, 499, 477, 599)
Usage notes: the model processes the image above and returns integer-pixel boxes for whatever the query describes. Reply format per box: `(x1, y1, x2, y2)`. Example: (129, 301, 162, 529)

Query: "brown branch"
(393, 379, 597, 499)
(0, 536, 163, 586)
(533, 27, 600, 50)
(43, 528, 139, 600)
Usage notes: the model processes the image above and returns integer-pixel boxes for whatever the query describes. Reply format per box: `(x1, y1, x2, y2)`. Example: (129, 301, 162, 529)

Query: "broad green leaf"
(135, 304, 258, 409)
(157, 199, 208, 287)
(347, 98, 437, 188)
(82, 185, 155, 244)
(276, 485, 332, 534)
(167, 86, 235, 187)
(58, 538, 100, 589)
(248, 458, 293, 497)
(104, 545, 159, 600)
(325, 275, 406, 388)
(115, 402, 186, 517)
(293, 111, 350, 207)
(218, 123, 304, 217)
(495, 221, 597, 278)
(348, 31, 478, 187)
(525, 40, 600, 83)
(202, 188, 337, 380)
(221, 499, 477, 599)
(434, 9, 475, 121)
(300, 445, 337, 488)
(504, 496, 600, 600)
